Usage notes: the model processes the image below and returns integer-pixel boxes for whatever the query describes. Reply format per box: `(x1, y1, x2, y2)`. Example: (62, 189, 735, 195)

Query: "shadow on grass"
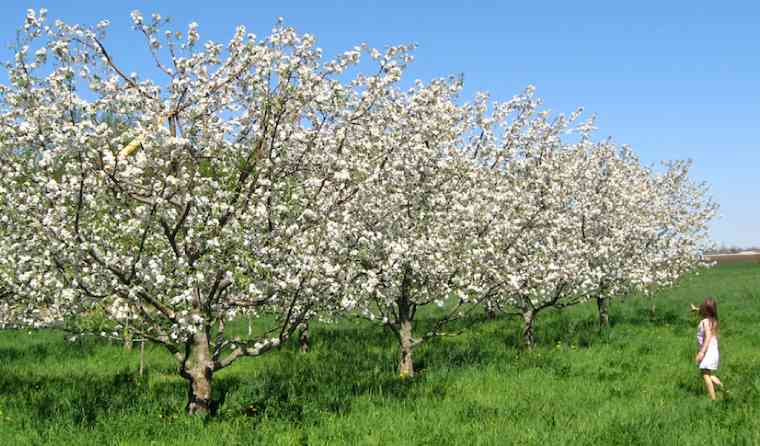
(216, 325, 430, 424)
(0, 324, 445, 426)
(0, 368, 180, 429)
(0, 305, 728, 427)
(0, 347, 23, 362)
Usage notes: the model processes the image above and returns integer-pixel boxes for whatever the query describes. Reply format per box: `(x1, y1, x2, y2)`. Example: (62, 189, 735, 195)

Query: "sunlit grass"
(1, 262, 758, 445)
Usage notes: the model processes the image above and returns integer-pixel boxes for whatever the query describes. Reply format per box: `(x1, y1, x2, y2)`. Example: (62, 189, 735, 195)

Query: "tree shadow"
(0, 368, 165, 429)
(0, 347, 23, 361)
(215, 324, 429, 423)
(2, 307, 705, 426)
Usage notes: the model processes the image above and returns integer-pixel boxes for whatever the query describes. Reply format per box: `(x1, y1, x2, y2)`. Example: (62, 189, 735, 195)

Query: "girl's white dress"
(696, 318, 719, 371)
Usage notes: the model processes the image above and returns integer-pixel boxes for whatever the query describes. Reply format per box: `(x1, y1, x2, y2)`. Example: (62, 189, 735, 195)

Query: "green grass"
(1, 262, 759, 445)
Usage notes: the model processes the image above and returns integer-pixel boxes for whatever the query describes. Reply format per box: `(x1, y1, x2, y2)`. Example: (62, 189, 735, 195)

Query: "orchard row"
(0, 10, 715, 414)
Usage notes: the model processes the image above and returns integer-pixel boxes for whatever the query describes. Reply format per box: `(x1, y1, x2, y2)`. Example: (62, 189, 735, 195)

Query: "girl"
(694, 298, 723, 400)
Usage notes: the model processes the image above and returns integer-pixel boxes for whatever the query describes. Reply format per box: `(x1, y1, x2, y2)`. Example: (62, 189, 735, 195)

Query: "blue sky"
(1, 1, 757, 247)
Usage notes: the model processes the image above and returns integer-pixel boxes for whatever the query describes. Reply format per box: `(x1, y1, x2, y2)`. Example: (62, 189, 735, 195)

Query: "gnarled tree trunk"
(182, 330, 214, 415)
(597, 296, 609, 329)
(398, 317, 414, 378)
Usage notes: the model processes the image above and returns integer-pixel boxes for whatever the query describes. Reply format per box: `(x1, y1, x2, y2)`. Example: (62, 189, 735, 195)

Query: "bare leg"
(702, 370, 717, 400)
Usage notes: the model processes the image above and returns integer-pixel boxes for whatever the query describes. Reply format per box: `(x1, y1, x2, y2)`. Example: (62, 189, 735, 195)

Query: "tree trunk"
(298, 321, 310, 353)
(395, 267, 417, 378)
(399, 317, 414, 378)
(597, 296, 609, 329)
(183, 330, 214, 416)
(522, 310, 535, 349)
(123, 324, 132, 351)
(397, 275, 415, 378)
(139, 340, 145, 377)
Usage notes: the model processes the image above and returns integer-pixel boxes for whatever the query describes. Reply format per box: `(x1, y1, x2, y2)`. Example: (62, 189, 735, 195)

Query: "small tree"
(335, 79, 481, 378)
(466, 95, 599, 348)
(572, 143, 660, 329)
(494, 142, 602, 347)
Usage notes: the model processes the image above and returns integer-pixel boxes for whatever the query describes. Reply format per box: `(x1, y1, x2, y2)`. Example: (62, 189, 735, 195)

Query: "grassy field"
(1, 262, 759, 445)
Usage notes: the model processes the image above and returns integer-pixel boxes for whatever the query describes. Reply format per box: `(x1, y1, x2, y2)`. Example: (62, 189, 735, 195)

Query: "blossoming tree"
(476, 119, 716, 345)
(0, 10, 413, 414)
(333, 78, 466, 377)
(577, 147, 717, 328)
(334, 83, 587, 374)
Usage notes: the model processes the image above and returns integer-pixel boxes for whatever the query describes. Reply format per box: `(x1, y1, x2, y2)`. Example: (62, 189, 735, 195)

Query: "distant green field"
(1, 262, 759, 445)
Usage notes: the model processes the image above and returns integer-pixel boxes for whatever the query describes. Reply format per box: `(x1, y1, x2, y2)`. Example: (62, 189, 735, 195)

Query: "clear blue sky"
(1, 1, 757, 247)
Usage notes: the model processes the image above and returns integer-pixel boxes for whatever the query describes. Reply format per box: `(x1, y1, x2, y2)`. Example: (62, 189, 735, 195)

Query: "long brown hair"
(699, 297, 719, 335)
